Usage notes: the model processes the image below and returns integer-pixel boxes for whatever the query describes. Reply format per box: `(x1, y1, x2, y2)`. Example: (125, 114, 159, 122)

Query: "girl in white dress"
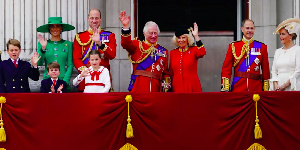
(73, 50, 111, 93)
(271, 18, 300, 91)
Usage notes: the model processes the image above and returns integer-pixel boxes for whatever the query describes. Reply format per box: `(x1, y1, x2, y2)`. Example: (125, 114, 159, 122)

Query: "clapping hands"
(51, 84, 64, 93)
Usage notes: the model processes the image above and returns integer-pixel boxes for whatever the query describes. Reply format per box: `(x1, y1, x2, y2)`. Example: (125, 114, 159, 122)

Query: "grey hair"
(143, 21, 160, 34)
(171, 32, 195, 47)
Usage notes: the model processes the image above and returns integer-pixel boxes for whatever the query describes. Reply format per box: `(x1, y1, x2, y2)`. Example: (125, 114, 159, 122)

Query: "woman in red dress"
(169, 23, 206, 92)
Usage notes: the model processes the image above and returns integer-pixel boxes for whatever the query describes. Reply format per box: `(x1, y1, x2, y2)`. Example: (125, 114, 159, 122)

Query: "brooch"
(156, 65, 161, 71)
(254, 66, 259, 71)
(254, 58, 260, 65)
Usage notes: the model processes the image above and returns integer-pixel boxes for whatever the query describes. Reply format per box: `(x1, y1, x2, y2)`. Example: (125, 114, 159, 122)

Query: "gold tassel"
(247, 143, 267, 150)
(0, 96, 6, 142)
(254, 117, 262, 139)
(126, 116, 133, 138)
(253, 94, 262, 139)
(120, 143, 138, 150)
(125, 95, 134, 138)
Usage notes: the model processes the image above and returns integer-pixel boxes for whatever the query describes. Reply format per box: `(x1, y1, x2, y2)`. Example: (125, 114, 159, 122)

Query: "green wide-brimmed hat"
(37, 17, 75, 33)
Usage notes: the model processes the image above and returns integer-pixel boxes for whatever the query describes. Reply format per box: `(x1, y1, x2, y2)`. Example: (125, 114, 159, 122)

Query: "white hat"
(274, 18, 300, 34)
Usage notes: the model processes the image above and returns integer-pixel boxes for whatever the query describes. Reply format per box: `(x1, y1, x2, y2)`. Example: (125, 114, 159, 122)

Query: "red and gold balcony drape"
(0, 92, 299, 150)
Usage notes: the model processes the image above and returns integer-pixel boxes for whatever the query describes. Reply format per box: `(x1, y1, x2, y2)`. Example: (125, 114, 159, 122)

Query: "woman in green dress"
(37, 17, 75, 87)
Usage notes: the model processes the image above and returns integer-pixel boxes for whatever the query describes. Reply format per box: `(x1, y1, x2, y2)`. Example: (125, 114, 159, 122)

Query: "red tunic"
(221, 39, 270, 92)
(73, 30, 116, 91)
(121, 34, 169, 92)
(170, 45, 206, 92)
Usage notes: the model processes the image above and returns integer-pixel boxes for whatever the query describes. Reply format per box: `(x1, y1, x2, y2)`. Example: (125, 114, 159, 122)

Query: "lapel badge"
(254, 58, 260, 65)
(254, 66, 259, 71)
(156, 65, 161, 71)
(65, 44, 68, 46)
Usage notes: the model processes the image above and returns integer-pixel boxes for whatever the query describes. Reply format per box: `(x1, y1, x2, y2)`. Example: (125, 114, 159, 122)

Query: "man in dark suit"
(0, 39, 40, 93)
(40, 62, 68, 93)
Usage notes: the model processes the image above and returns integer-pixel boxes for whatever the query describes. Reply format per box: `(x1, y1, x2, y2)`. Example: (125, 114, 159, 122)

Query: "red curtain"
(0, 92, 299, 150)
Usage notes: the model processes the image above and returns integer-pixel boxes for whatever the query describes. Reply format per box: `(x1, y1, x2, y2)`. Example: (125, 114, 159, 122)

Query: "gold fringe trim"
(221, 77, 230, 91)
(75, 34, 92, 46)
(263, 80, 269, 91)
(120, 143, 138, 150)
(253, 94, 262, 139)
(125, 95, 134, 138)
(121, 33, 131, 37)
(232, 43, 250, 67)
(247, 143, 267, 150)
(0, 96, 6, 142)
(81, 41, 95, 62)
(128, 41, 154, 64)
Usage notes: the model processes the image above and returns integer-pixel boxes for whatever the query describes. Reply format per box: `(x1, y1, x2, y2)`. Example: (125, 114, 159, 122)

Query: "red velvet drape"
(0, 92, 299, 150)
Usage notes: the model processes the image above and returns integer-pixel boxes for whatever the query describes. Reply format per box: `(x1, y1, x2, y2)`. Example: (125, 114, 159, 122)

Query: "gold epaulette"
(231, 40, 241, 44)
(158, 44, 167, 50)
(254, 40, 265, 45)
(263, 80, 269, 91)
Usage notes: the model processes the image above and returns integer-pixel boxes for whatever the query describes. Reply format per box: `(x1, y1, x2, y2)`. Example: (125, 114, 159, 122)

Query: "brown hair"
(241, 19, 255, 27)
(88, 8, 102, 18)
(88, 50, 101, 59)
(292, 33, 298, 40)
(6, 39, 21, 50)
(47, 62, 60, 71)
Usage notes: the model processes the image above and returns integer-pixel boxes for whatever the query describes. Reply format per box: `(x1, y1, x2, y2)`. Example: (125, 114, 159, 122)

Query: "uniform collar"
(88, 27, 102, 34)
(51, 78, 58, 82)
(242, 36, 254, 45)
(144, 40, 157, 46)
(179, 46, 189, 52)
(10, 58, 19, 64)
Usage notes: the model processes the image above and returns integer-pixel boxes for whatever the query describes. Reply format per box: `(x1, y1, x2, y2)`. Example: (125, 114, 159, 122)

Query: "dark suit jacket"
(0, 58, 40, 93)
(40, 78, 68, 93)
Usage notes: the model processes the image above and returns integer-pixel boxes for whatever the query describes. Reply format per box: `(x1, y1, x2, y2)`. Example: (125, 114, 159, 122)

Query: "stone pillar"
(250, 0, 277, 69)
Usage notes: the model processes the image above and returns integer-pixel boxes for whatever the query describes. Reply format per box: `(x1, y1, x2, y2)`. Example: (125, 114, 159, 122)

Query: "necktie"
(14, 60, 17, 67)
(53, 80, 56, 86)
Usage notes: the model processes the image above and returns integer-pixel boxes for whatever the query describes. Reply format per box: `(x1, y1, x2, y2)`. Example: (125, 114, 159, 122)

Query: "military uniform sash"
(128, 45, 166, 91)
(231, 41, 262, 90)
(82, 31, 112, 64)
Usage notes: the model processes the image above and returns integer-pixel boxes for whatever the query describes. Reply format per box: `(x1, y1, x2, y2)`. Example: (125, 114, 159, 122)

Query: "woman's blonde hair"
(171, 32, 194, 47)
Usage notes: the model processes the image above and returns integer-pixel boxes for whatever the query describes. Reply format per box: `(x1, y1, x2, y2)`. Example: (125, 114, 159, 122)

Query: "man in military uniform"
(221, 19, 270, 92)
(119, 11, 170, 92)
(73, 8, 116, 92)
